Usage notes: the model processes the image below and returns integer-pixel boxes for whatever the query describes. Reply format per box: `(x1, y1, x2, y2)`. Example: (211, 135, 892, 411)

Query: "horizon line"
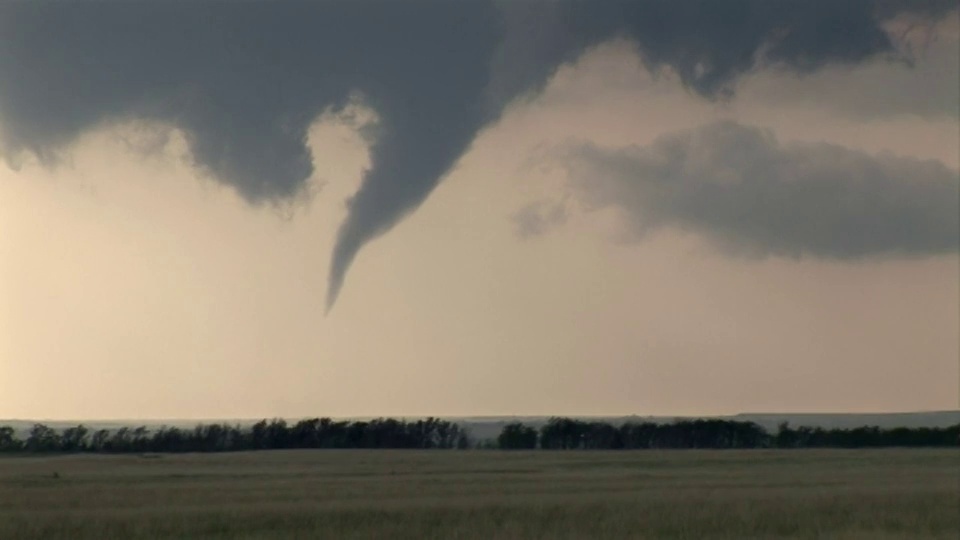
(3, 409, 959, 424)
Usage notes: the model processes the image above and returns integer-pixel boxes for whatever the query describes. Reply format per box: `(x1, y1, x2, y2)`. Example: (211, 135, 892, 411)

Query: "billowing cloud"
(738, 10, 960, 121)
(0, 1, 955, 308)
(562, 121, 960, 258)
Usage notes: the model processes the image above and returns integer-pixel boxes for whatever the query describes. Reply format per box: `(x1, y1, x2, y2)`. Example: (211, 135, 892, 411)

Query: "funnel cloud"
(0, 0, 955, 309)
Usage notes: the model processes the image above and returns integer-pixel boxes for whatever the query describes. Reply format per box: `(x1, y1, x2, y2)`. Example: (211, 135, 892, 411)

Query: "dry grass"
(0, 449, 956, 539)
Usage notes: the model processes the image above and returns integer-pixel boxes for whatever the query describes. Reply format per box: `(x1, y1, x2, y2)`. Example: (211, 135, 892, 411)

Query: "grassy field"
(0, 449, 956, 539)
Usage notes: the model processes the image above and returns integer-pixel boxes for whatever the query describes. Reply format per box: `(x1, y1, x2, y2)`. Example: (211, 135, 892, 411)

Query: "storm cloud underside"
(563, 121, 960, 258)
(0, 1, 955, 309)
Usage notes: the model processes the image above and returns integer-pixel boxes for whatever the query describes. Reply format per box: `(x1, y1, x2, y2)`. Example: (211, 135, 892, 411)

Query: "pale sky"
(1, 2, 958, 420)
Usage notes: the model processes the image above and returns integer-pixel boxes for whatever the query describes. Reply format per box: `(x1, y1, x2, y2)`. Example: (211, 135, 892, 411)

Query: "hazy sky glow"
(1, 1, 958, 420)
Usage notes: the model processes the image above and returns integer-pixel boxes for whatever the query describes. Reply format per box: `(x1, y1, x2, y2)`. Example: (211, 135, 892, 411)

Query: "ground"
(0, 449, 956, 539)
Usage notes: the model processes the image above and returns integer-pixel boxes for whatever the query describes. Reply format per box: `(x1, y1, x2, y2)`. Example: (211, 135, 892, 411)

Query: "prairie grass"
(1, 449, 956, 539)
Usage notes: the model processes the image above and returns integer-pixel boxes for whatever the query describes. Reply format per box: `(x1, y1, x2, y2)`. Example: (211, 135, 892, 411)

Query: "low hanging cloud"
(563, 121, 960, 259)
(0, 1, 956, 309)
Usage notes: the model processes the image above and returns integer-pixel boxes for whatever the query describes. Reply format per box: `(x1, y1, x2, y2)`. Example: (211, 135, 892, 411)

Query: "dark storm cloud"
(0, 1, 954, 309)
(564, 121, 960, 258)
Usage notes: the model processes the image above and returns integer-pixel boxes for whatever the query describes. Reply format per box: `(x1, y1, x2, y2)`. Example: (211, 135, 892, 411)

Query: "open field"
(1, 449, 957, 539)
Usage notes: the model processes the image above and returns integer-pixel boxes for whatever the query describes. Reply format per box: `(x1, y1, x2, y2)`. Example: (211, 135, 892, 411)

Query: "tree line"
(1, 417, 957, 454)
(497, 418, 960, 449)
(0, 417, 469, 453)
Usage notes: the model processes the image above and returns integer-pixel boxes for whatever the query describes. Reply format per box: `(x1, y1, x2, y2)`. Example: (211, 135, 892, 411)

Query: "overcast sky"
(1, 1, 957, 420)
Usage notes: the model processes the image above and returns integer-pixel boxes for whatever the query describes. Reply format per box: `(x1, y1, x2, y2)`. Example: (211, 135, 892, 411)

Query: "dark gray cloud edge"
(562, 121, 960, 258)
(0, 1, 955, 310)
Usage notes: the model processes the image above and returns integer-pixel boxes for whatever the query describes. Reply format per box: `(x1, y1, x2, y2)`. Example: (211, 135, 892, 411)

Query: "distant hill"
(3, 411, 958, 442)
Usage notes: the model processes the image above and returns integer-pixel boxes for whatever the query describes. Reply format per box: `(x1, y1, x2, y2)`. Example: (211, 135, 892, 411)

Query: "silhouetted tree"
(0, 426, 21, 452)
(266, 419, 289, 449)
(90, 429, 110, 452)
(1, 417, 953, 454)
(583, 421, 622, 449)
(61, 425, 89, 452)
(291, 418, 321, 448)
(540, 417, 587, 449)
(775, 422, 797, 448)
(25, 424, 61, 452)
(498, 422, 538, 449)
